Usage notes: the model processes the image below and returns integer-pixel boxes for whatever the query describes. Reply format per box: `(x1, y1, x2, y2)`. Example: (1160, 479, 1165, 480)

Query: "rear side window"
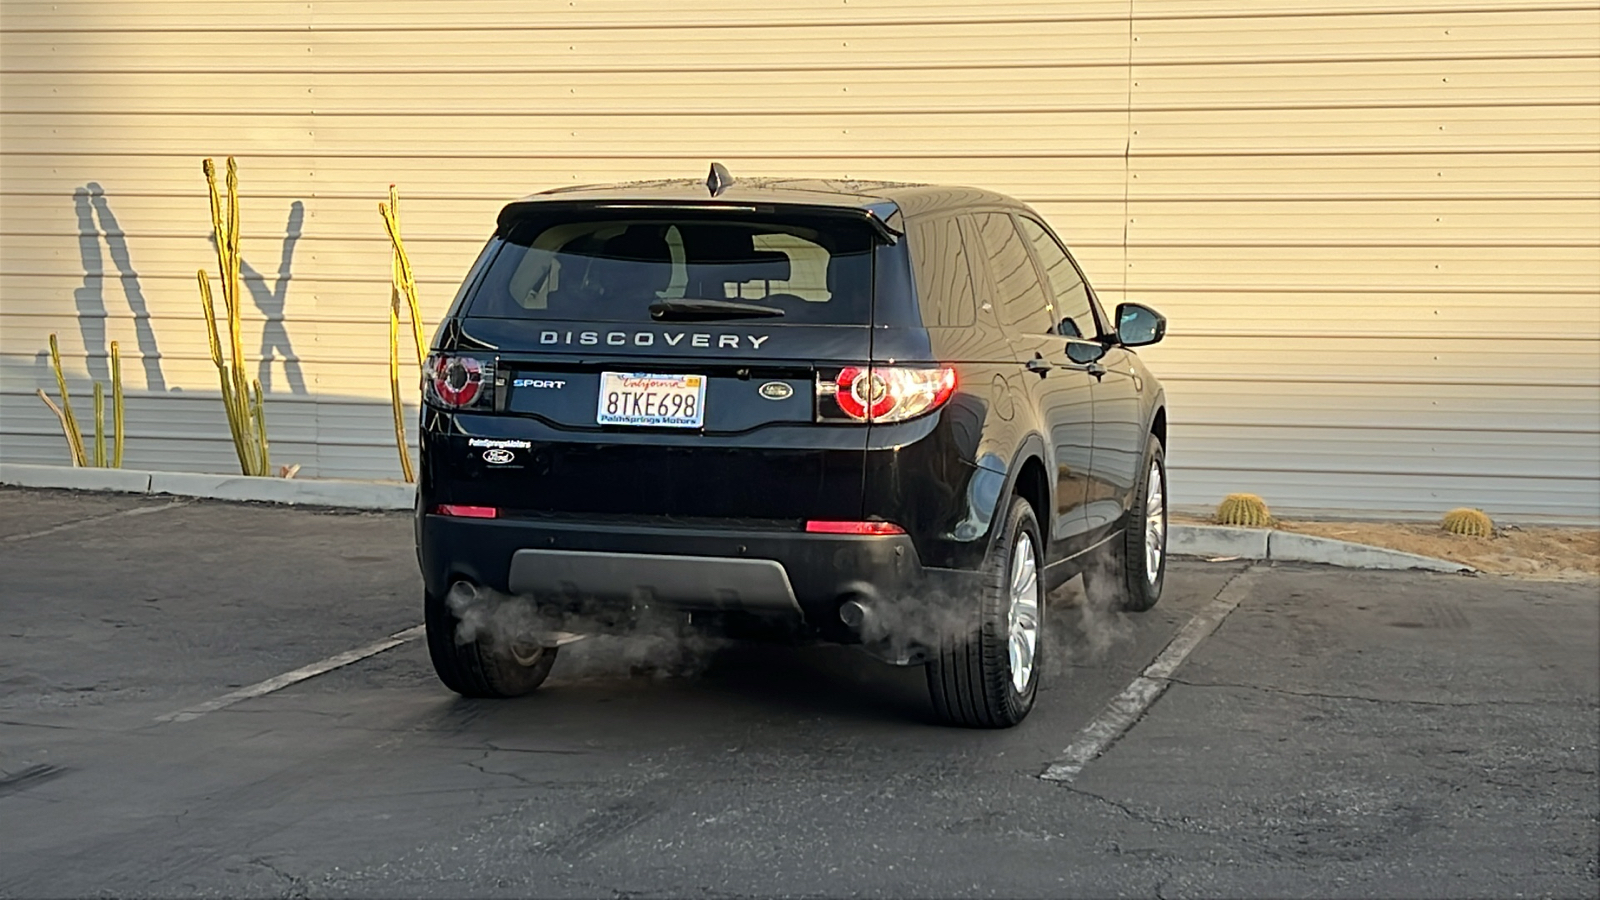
(907, 216, 976, 327)
(972, 212, 1056, 336)
(1018, 216, 1097, 339)
(467, 212, 875, 325)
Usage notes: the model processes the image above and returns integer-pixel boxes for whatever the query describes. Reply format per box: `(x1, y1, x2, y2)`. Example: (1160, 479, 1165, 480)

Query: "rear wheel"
(925, 495, 1044, 728)
(1117, 436, 1167, 612)
(425, 585, 557, 698)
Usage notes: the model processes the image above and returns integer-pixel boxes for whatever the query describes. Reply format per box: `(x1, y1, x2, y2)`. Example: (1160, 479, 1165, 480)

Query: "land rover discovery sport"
(417, 166, 1170, 728)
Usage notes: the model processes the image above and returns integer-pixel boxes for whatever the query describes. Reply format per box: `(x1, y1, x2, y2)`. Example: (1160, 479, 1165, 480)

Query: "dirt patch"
(1174, 514, 1600, 581)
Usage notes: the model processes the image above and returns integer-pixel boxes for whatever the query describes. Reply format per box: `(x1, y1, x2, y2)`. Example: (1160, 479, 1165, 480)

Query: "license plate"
(597, 372, 706, 428)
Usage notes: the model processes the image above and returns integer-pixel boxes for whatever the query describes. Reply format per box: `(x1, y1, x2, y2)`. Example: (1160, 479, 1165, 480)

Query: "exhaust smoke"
(446, 581, 733, 681)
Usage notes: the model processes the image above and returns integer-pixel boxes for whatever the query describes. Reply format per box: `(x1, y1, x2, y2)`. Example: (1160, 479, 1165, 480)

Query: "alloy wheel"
(1145, 461, 1166, 585)
(1006, 532, 1040, 694)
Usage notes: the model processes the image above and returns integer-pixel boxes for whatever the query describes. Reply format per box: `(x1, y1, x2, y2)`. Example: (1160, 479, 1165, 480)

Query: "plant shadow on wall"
(72, 183, 166, 391)
(66, 182, 307, 398)
(236, 199, 306, 395)
(32, 178, 309, 470)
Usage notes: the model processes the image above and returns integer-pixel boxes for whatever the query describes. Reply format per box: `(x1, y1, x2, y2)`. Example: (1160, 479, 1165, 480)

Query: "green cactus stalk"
(388, 288, 415, 483)
(381, 187, 426, 368)
(110, 340, 124, 468)
(251, 378, 271, 474)
(381, 185, 422, 483)
(1216, 493, 1273, 528)
(92, 381, 107, 467)
(198, 270, 249, 472)
(199, 156, 270, 476)
(45, 333, 87, 466)
(38, 332, 125, 468)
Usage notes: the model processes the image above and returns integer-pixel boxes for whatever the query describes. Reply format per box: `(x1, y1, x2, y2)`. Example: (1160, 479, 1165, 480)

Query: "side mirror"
(1115, 303, 1166, 347)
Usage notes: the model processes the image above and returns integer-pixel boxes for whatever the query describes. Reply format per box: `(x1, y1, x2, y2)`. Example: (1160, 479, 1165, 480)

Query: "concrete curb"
(1171, 523, 1474, 573)
(2, 463, 1473, 571)
(1, 463, 414, 511)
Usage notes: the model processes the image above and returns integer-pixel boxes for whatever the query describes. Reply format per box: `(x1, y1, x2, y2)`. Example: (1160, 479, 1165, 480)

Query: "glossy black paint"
(417, 176, 1166, 646)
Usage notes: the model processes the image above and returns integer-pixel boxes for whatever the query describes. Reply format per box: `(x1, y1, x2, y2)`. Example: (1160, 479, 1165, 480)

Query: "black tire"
(1117, 436, 1167, 612)
(925, 495, 1044, 728)
(425, 586, 557, 698)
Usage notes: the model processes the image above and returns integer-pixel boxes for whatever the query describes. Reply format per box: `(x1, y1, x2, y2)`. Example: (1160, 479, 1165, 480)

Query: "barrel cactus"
(1216, 493, 1273, 527)
(1441, 507, 1493, 537)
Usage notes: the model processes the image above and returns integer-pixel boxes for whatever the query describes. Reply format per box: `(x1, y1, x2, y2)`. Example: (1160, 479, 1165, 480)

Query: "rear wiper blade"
(648, 298, 785, 321)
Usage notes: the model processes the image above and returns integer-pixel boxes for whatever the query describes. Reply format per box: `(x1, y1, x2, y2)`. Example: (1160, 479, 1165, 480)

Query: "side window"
(1018, 216, 1096, 339)
(907, 216, 976, 327)
(972, 212, 1055, 336)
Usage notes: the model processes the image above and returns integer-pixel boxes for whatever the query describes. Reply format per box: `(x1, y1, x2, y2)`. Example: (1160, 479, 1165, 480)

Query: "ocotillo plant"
(36, 333, 124, 467)
(197, 156, 271, 476)
(379, 185, 427, 483)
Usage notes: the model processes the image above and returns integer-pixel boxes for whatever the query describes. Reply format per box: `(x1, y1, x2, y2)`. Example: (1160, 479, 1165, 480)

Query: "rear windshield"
(466, 211, 876, 325)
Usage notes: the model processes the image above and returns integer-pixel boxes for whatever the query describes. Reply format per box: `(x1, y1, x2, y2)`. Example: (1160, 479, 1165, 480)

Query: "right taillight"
(805, 520, 906, 535)
(424, 353, 492, 409)
(817, 365, 957, 424)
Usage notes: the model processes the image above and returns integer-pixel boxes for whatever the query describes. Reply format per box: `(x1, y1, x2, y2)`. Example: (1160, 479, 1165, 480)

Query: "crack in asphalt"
(461, 748, 559, 788)
(1158, 677, 1592, 709)
(248, 855, 309, 900)
(483, 740, 590, 755)
(1057, 784, 1188, 832)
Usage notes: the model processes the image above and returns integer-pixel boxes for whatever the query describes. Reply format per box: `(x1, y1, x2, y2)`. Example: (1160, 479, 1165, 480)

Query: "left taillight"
(434, 504, 498, 518)
(424, 353, 493, 410)
(817, 365, 957, 424)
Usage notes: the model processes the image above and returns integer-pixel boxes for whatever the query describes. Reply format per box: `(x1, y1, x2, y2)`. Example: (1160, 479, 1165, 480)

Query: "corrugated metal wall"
(2, 1, 1597, 519)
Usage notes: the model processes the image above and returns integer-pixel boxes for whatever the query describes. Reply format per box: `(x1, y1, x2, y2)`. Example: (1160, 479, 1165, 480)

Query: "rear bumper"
(509, 549, 801, 613)
(417, 514, 978, 644)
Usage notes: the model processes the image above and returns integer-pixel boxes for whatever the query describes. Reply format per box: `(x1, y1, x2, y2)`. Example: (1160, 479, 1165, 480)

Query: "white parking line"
(156, 624, 426, 723)
(1040, 568, 1257, 783)
(1, 501, 189, 543)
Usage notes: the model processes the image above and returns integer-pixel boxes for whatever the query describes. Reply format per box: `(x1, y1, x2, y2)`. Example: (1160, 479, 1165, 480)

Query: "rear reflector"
(804, 520, 906, 535)
(434, 504, 498, 519)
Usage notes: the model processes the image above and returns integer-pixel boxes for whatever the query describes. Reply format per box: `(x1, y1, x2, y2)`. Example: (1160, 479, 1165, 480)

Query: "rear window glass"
(467, 212, 876, 325)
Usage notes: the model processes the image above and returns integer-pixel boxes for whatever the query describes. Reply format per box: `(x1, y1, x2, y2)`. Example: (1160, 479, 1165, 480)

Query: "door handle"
(1025, 355, 1053, 376)
(1086, 361, 1107, 379)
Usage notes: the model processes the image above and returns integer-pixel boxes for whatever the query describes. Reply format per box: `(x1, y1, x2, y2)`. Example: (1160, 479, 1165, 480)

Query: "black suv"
(417, 168, 1169, 728)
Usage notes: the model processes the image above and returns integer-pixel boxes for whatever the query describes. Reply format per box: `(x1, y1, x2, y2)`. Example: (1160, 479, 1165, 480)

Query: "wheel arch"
(980, 435, 1050, 565)
(1012, 456, 1050, 530)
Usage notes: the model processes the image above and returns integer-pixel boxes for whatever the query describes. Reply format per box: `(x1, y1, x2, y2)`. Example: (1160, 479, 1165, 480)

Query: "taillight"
(434, 504, 498, 518)
(425, 353, 492, 409)
(805, 520, 906, 535)
(817, 366, 957, 424)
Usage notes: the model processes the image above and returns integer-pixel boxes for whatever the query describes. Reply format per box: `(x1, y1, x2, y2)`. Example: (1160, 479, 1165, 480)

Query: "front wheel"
(425, 584, 557, 698)
(1117, 436, 1168, 612)
(925, 495, 1044, 728)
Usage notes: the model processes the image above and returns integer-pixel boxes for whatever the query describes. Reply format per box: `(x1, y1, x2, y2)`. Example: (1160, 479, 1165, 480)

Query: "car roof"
(498, 174, 1030, 231)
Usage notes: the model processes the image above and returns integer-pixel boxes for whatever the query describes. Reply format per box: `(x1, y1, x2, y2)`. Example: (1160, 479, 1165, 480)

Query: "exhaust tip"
(839, 598, 868, 630)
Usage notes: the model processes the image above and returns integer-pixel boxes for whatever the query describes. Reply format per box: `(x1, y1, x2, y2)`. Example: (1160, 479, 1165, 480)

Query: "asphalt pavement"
(1, 486, 1595, 898)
